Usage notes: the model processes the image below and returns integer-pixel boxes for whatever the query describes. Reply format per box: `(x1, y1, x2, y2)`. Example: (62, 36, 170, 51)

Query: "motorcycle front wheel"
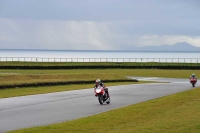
(193, 84, 195, 87)
(98, 94, 103, 105)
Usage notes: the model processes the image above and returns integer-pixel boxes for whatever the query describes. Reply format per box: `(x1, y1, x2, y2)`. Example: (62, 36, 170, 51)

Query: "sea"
(0, 49, 200, 63)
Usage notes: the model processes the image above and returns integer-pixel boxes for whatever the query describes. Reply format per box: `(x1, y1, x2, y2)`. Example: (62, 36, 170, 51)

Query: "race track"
(0, 77, 198, 132)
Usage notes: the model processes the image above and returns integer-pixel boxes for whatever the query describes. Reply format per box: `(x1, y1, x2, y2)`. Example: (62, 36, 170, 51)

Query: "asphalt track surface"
(0, 77, 198, 132)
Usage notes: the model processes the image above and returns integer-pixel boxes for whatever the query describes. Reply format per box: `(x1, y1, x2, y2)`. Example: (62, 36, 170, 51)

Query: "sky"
(0, 0, 200, 50)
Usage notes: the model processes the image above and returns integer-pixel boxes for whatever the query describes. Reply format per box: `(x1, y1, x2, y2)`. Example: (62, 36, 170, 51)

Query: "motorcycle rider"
(190, 73, 197, 81)
(190, 73, 197, 79)
(94, 79, 110, 98)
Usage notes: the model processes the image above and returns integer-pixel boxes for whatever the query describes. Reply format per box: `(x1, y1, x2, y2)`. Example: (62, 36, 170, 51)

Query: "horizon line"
(0, 48, 200, 52)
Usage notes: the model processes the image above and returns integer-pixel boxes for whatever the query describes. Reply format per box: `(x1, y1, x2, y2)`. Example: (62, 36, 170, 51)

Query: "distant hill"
(129, 42, 200, 52)
(1, 42, 199, 52)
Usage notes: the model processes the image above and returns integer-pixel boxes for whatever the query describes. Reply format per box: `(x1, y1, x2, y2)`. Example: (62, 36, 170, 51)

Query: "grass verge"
(0, 69, 199, 87)
(0, 81, 151, 98)
(0, 73, 127, 85)
(0, 69, 199, 79)
(9, 87, 200, 133)
(0, 69, 198, 97)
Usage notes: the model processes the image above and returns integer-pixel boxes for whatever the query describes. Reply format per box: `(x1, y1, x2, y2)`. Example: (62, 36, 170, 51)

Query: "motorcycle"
(190, 77, 197, 87)
(95, 85, 110, 105)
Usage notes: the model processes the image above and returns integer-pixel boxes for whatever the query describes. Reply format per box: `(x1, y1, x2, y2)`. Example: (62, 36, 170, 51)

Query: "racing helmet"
(192, 73, 195, 77)
(96, 79, 101, 84)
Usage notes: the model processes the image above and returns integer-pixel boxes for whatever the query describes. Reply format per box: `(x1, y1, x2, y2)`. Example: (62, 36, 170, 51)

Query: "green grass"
(0, 69, 194, 89)
(9, 87, 200, 133)
(0, 82, 152, 98)
(0, 69, 198, 98)
(1, 69, 199, 132)
(1, 69, 200, 77)
(0, 73, 127, 85)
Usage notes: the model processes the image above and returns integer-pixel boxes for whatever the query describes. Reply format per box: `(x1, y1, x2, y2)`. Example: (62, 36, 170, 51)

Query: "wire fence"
(0, 57, 200, 63)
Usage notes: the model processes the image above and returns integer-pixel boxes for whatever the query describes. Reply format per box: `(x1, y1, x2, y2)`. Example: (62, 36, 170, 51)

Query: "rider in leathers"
(94, 79, 110, 98)
(190, 73, 197, 81)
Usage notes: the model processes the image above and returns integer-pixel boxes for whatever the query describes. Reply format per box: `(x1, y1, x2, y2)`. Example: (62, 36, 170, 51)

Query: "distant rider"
(190, 73, 197, 79)
(94, 79, 110, 98)
(190, 73, 197, 81)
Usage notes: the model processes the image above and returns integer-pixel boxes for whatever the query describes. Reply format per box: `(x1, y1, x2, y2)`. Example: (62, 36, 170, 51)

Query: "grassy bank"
(0, 73, 127, 85)
(9, 87, 200, 133)
(0, 69, 199, 97)
(0, 82, 152, 98)
(0, 69, 200, 80)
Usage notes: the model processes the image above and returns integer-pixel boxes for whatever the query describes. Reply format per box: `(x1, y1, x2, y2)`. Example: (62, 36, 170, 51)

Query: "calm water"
(0, 49, 200, 63)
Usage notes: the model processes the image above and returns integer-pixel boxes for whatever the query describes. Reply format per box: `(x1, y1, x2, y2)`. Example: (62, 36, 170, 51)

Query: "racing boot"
(107, 92, 110, 98)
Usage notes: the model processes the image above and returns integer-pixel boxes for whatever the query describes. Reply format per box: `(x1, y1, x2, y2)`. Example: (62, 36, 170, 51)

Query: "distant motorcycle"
(190, 78, 197, 87)
(95, 85, 110, 105)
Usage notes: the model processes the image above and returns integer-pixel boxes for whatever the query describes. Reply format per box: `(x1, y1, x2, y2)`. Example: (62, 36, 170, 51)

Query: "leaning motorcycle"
(190, 78, 197, 87)
(95, 85, 110, 105)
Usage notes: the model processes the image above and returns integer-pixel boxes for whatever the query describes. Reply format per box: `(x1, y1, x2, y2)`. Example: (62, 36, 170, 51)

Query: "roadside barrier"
(0, 65, 199, 69)
(1, 57, 200, 63)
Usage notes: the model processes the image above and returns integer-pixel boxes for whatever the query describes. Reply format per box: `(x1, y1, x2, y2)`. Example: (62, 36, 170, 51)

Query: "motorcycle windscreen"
(96, 86, 102, 93)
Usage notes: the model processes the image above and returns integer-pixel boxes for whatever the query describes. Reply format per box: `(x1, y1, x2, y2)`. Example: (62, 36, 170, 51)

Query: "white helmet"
(96, 79, 101, 84)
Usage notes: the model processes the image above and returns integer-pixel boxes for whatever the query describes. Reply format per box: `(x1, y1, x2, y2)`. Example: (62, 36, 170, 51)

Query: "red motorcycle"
(190, 78, 197, 87)
(95, 85, 110, 105)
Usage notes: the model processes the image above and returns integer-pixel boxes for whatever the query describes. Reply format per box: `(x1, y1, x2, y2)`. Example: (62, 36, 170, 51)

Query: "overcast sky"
(0, 0, 200, 50)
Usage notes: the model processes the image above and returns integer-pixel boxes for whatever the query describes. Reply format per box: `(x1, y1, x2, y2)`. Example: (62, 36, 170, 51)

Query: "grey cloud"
(0, 0, 200, 21)
(0, 18, 200, 50)
(0, 0, 200, 50)
(112, 19, 200, 36)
